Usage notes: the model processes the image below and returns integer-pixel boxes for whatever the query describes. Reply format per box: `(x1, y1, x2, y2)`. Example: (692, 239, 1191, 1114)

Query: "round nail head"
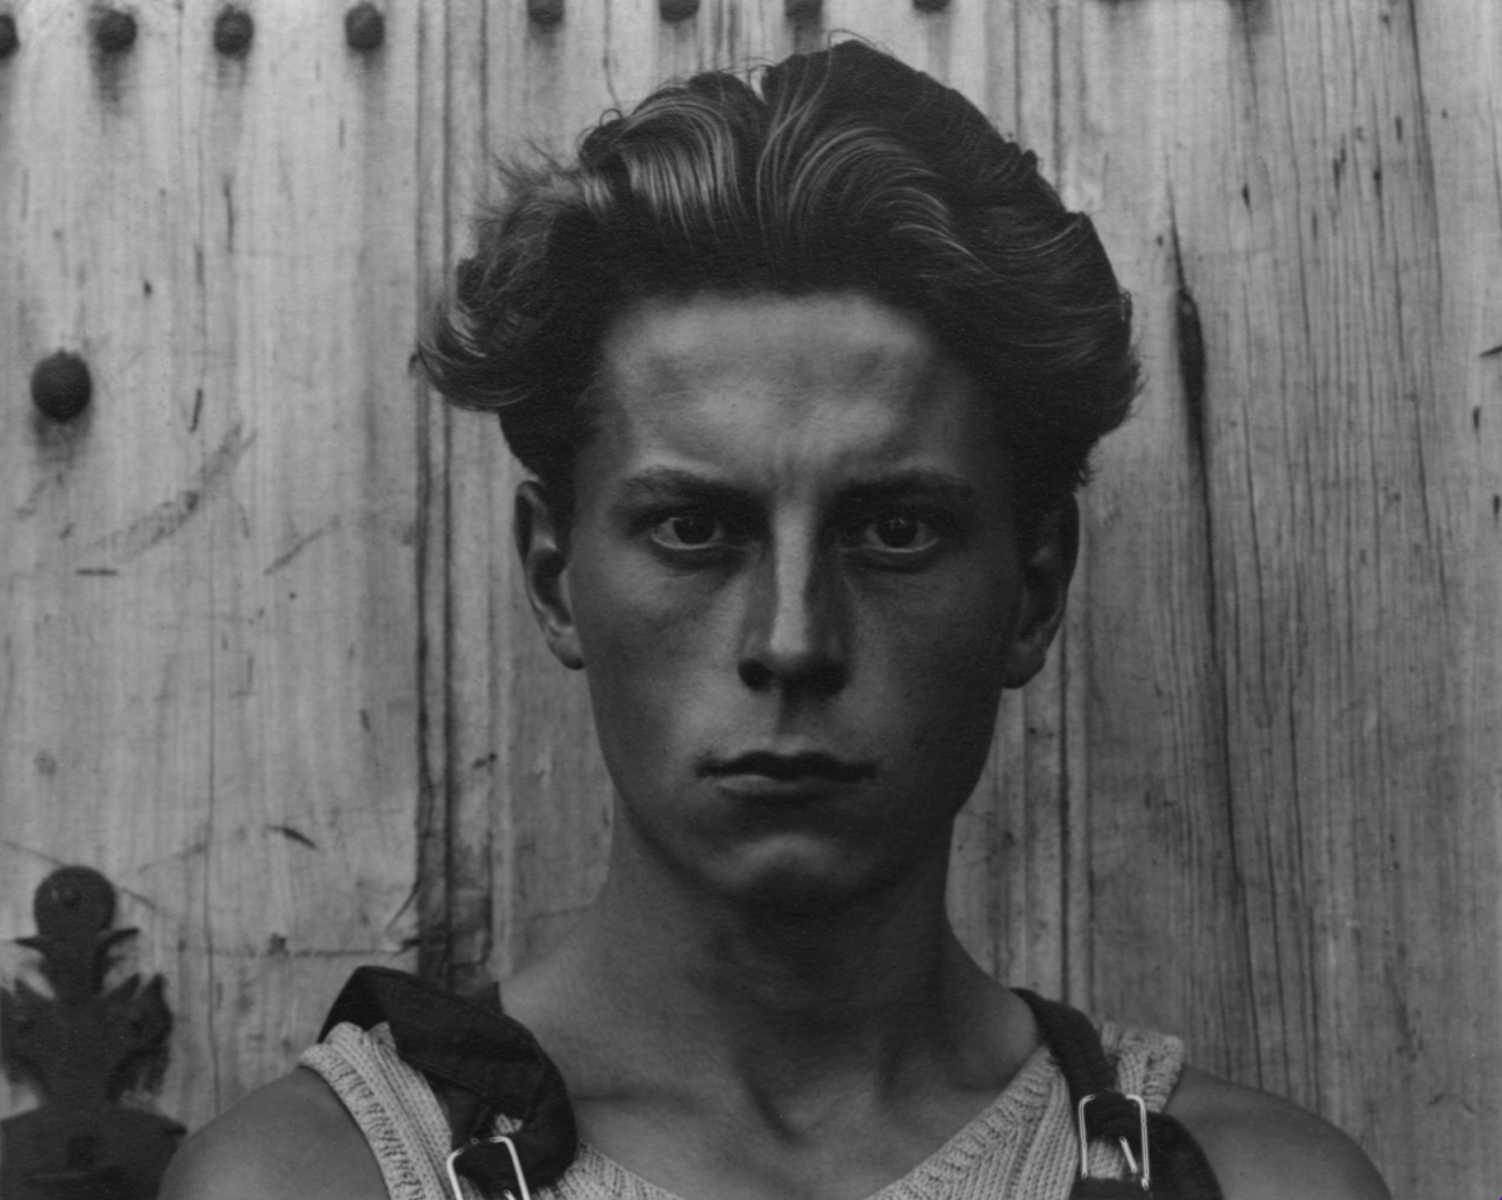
(528, 0, 564, 28)
(344, 3, 385, 51)
(94, 9, 137, 54)
(31, 351, 93, 423)
(659, 0, 699, 20)
(213, 7, 254, 56)
(0, 14, 19, 60)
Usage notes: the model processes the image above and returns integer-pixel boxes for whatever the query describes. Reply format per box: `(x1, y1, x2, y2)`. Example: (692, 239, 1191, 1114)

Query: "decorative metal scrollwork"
(1, 866, 183, 1200)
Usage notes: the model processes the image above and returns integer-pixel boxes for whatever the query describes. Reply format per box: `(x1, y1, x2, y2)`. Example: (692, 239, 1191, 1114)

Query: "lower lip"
(711, 774, 852, 800)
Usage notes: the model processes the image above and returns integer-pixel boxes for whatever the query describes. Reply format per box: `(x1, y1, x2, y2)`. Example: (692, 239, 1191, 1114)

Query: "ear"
(515, 480, 585, 670)
(1001, 496, 1080, 689)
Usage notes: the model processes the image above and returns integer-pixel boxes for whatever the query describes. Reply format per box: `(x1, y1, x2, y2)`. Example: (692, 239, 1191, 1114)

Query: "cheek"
(565, 543, 730, 768)
(570, 541, 726, 673)
(868, 570, 1019, 751)
(878, 556, 1021, 673)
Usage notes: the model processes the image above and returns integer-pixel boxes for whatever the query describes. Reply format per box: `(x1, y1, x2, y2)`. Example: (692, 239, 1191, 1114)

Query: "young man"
(164, 42, 1390, 1200)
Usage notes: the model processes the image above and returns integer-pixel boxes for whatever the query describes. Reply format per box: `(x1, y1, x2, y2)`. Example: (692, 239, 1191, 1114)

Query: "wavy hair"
(421, 40, 1140, 531)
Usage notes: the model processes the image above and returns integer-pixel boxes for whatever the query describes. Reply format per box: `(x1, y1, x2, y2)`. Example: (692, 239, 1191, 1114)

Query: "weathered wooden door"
(2, 2, 1498, 1195)
(0, 0, 426, 1139)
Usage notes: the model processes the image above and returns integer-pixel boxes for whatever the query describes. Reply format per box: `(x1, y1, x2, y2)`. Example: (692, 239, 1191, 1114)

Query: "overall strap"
(321, 966, 578, 1196)
(1012, 989, 1224, 1199)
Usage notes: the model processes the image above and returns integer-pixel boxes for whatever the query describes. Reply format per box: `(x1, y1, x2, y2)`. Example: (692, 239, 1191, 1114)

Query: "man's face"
(520, 291, 1071, 911)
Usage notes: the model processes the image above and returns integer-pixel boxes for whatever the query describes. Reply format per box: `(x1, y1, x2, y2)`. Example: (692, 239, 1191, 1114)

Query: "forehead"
(602, 290, 943, 396)
(592, 291, 1000, 483)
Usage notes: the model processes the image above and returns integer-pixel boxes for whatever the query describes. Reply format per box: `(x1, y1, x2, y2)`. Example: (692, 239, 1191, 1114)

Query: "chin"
(705, 841, 919, 921)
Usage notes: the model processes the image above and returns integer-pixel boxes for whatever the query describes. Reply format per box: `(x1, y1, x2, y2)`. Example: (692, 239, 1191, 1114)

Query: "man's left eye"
(852, 514, 938, 554)
(650, 512, 731, 549)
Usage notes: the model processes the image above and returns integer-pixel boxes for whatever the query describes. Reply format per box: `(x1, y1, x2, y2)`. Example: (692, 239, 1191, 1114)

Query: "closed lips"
(701, 752, 874, 782)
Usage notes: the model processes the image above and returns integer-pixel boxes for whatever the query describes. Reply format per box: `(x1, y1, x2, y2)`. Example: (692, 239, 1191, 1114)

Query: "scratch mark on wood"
(1480, 343, 1502, 358)
(16, 473, 62, 519)
(75, 567, 119, 576)
(265, 823, 318, 850)
(0, 838, 70, 869)
(92, 422, 254, 563)
(1168, 191, 1208, 456)
(1232, 0, 1271, 39)
(0, 841, 163, 911)
(196, 939, 403, 960)
(263, 517, 339, 575)
(190, 388, 204, 431)
(386, 876, 422, 939)
(269, 944, 405, 959)
(223, 176, 236, 254)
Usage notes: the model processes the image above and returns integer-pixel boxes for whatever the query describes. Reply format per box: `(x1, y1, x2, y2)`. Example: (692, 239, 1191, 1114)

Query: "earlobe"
(515, 481, 585, 670)
(1001, 497, 1080, 688)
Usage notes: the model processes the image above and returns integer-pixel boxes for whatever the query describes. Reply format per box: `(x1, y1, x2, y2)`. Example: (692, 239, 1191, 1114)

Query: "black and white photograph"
(1, 2, 1495, 1197)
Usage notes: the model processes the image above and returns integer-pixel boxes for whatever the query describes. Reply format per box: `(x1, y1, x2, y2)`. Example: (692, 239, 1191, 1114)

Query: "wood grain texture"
(0, 0, 423, 1129)
(1068, 1, 1502, 1191)
(2, 1, 1497, 1192)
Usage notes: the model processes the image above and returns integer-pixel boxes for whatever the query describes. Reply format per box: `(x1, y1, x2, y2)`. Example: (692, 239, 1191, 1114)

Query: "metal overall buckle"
(1077, 1093, 1151, 1192)
(444, 1134, 533, 1200)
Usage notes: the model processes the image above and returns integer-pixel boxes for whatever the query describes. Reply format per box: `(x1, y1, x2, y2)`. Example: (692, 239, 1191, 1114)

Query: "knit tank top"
(301, 1017, 1183, 1200)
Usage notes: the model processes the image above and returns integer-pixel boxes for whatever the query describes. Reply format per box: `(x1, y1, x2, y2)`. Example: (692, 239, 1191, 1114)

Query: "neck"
(509, 822, 1027, 1115)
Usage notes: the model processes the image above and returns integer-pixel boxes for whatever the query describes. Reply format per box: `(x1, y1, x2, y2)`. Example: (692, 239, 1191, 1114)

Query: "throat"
(497, 901, 1042, 1200)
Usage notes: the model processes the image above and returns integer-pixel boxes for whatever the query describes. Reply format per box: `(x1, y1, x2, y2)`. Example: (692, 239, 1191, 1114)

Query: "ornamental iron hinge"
(1, 865, 184, 1200)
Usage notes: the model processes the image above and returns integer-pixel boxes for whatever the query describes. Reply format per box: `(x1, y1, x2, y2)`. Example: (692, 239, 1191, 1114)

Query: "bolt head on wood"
(659, 0, 699, 21)
(31, 351, 93, 423)
(94, 8, 137, 54)
(528, 0, 564, 28)
(213, 6, 254, 57)
(0, 13, 18, 60)
(344, 3, 385, 52)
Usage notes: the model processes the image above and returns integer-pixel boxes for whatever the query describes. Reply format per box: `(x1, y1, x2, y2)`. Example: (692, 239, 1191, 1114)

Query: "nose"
(737, 535, 850, 696)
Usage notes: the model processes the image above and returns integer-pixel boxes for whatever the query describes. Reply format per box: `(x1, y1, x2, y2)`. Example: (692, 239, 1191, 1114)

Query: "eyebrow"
(615, 467, 749, 507)
(833, 470, 980, 511)
(616, 466, 980, 510)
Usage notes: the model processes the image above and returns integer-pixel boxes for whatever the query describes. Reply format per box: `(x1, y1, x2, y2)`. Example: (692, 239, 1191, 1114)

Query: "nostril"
(802, 660, 849, 697)
(739, 659, 774, 691)
(738, 654, 847, 696)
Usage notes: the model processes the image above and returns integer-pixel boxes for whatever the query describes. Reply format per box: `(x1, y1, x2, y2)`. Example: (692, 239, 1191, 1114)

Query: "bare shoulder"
(160, 1067, 385, 1200)
(1165, 1064, 1391, 1200)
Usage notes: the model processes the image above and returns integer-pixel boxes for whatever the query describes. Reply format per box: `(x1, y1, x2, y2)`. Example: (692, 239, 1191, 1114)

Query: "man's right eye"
(650, 512, 728, 549)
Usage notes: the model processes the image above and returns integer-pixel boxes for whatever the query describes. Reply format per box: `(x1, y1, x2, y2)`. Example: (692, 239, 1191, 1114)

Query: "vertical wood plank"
(0, 0, 424, 1128)
(189, 0, 425, 1108)
(1069, 0, 1502, 1191)
(415, 0, 504, 993)
(1063, 0, 1259, 1082)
